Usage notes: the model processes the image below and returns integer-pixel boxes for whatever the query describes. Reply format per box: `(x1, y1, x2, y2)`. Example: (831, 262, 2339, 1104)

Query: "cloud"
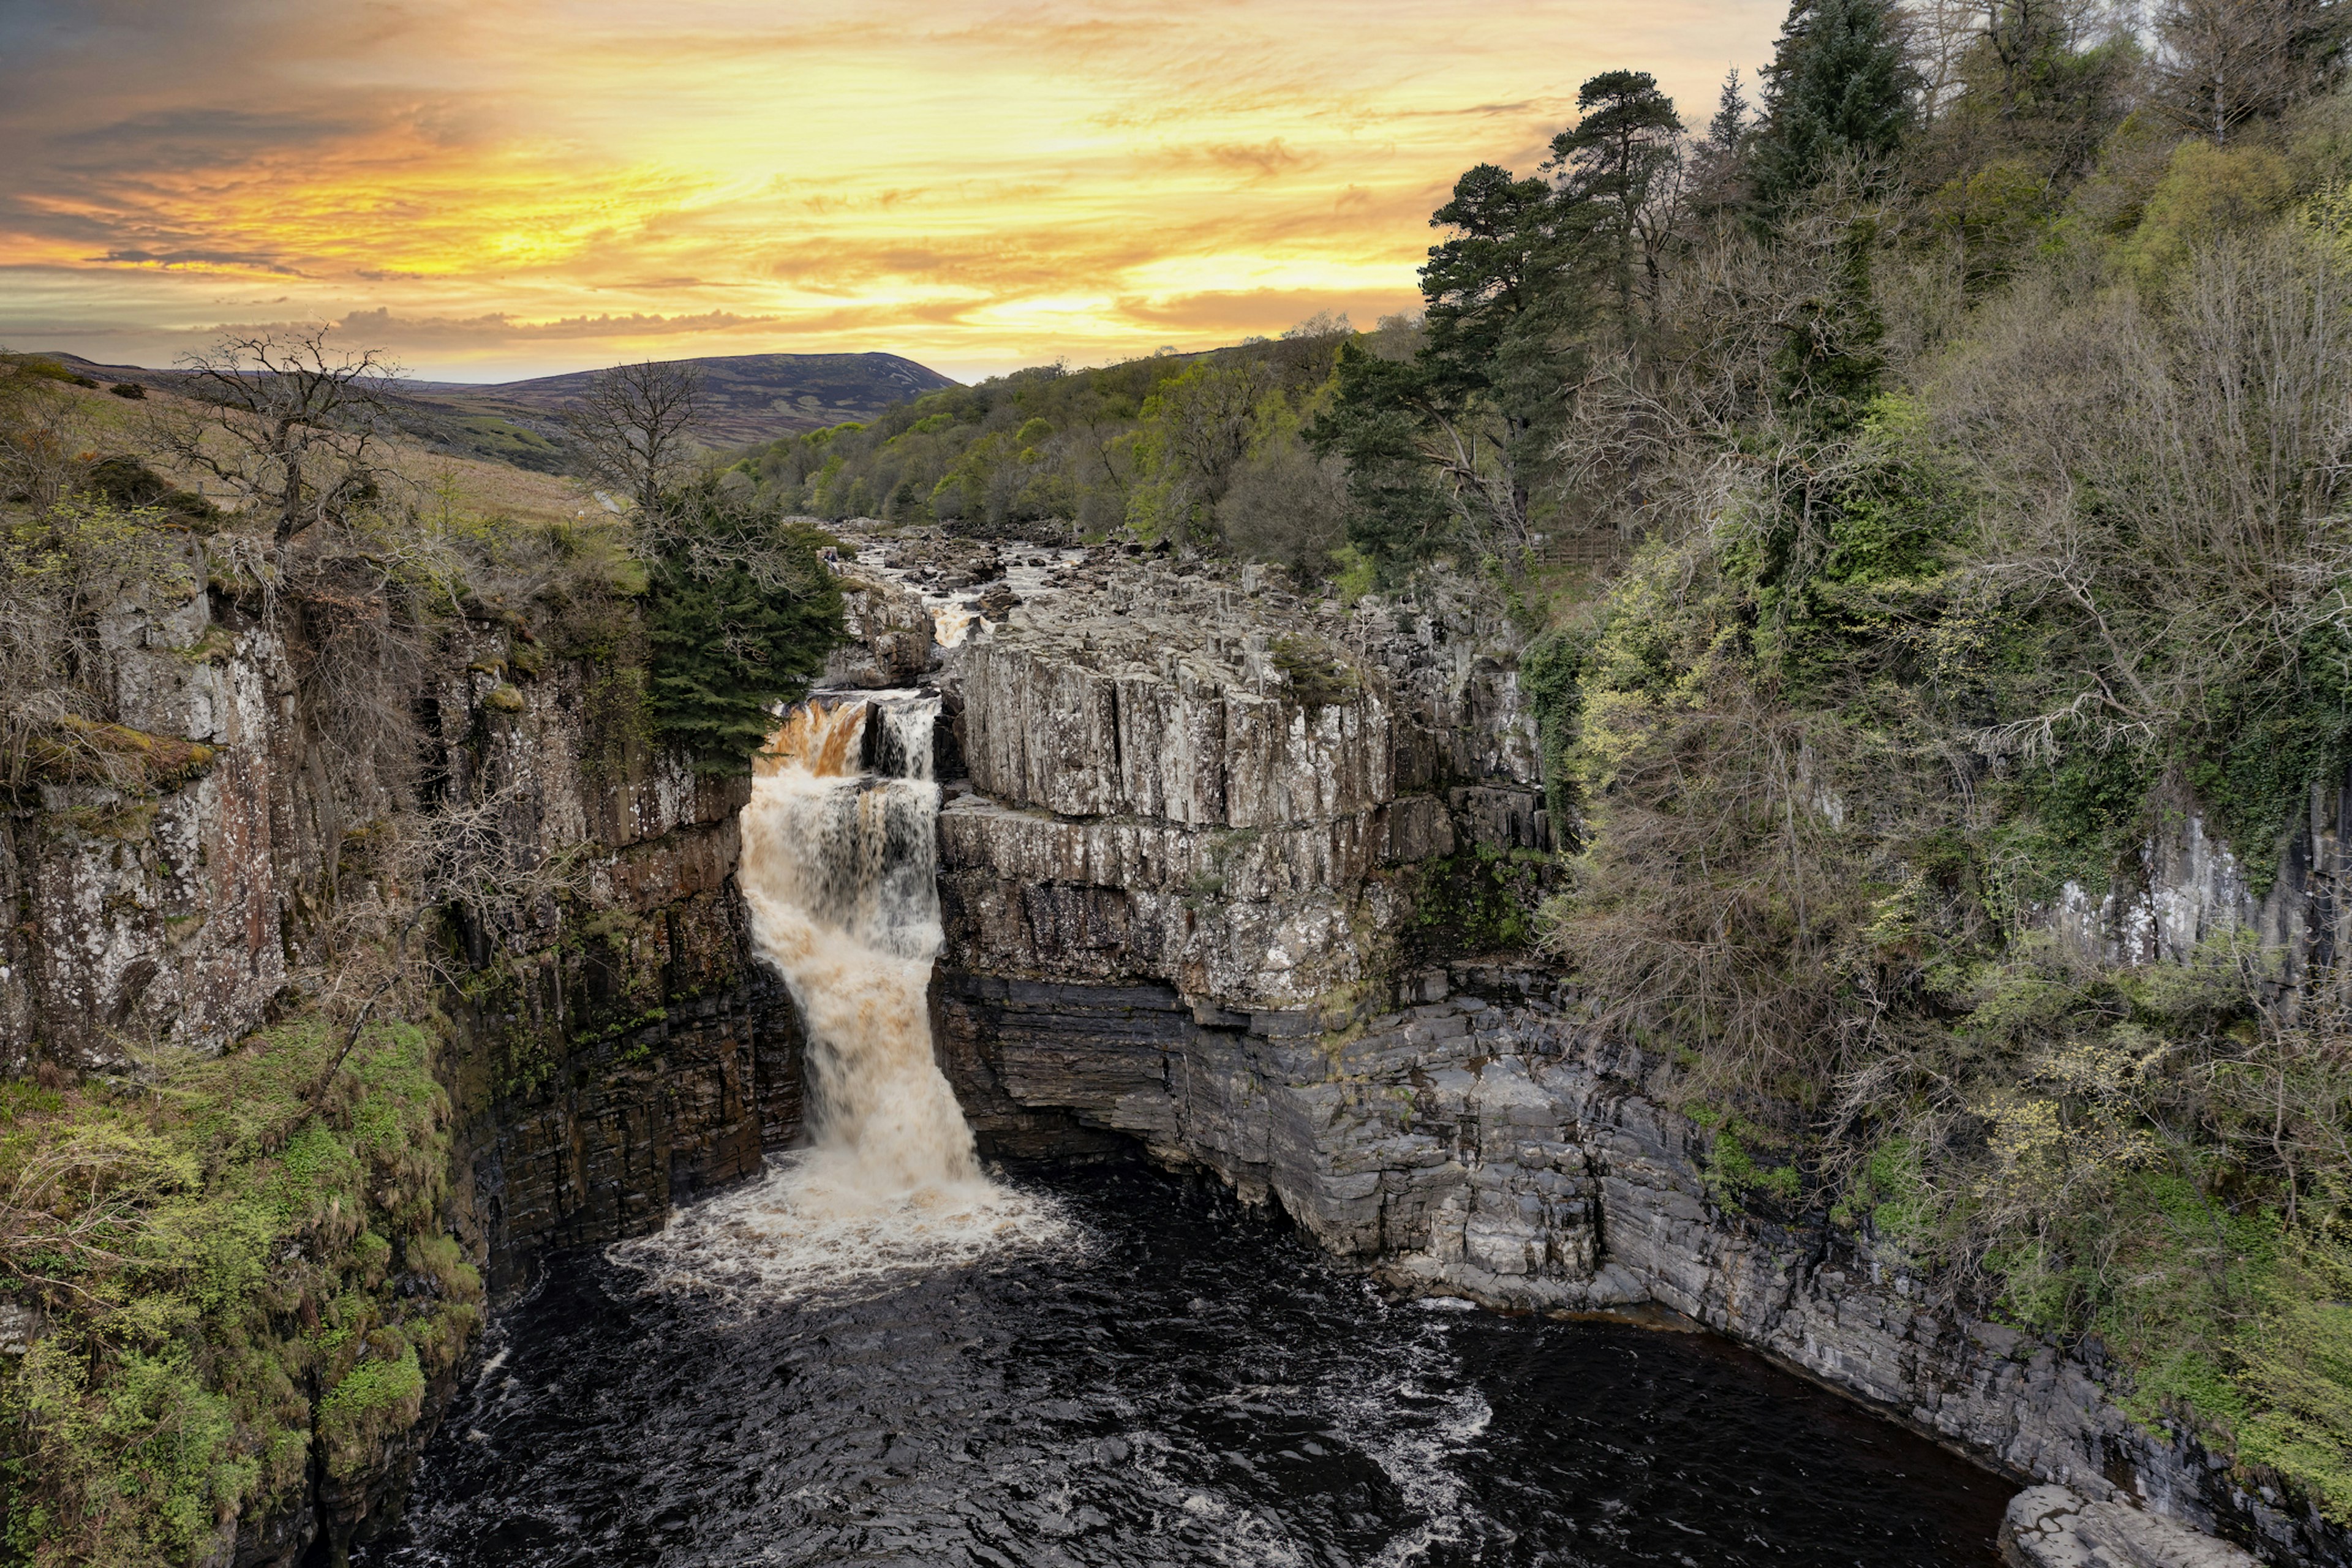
(1112, 287, 1418, 333)
(0, 0, 1792, 379)
(1170, 140, 1320, 181)
(331, 305, 793, 344)
(100, 248, 309, 274)
(51, 108, 380, 171)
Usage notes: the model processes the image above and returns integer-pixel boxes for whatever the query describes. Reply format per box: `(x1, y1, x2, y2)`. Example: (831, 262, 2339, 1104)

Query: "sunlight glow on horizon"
(1, 1, 1785, 383)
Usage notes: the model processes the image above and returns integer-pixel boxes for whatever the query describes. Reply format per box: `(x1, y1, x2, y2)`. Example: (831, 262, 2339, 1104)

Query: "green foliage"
(446, 413, 568, 473)
(1923, 157, 2059, 288)
(1994, 730, 2154, 901)
(733, 330, 1346, 548)
(1547, 70, 1684, 322)
(1702, 1117, 1805, 1205)
(1520, 628, 1589, 840)
(1524, 106, 2352, 1494)
(73, 458, 217, 525)
(0, 1017, 483, 1567)
(2184, 652, 2352, 899)
(1268, 636, 1358, 709)
(1751, 0, 1916, 215)
(1409, 850, 1552, 960)
(642, 484, 845, 773)
(1311, 156, 1596, 578)
(1126, 356, 1281, 548)
(1773, 217, 1887, 430)
(2124, 139, 2295, 285)
(1309, 342, 1460, 580)
(4, 356, 97, 390)
(1833, 1139, 1936, 1256)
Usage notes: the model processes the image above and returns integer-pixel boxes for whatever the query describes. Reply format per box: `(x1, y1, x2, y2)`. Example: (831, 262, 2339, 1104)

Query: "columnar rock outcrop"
(2048, 774, 2352, 989)
(935, 558, 1545, 1010)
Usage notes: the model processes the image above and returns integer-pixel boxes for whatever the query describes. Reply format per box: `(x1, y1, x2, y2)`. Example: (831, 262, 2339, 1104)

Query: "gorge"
(10, 513, 2337, 1566)
(17, 2, 2352, 1558)
(364, 545, 2024, 1568)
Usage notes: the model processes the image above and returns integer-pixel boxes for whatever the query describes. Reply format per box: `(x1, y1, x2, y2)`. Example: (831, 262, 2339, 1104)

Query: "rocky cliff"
(2048, 773, 2352, 995)
(12, 526, 2346, 1567)
(2, 549, 806, 1563)
(935, 550, 1547, 1011)
(897, 538, 2350, 1568)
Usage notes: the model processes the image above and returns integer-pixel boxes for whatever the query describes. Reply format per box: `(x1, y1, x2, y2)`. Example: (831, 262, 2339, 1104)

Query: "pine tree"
(1689, 67, 1754, 216)
(1751, 0, 1916, 217)
(643, 483, 844, 772)
(1709, 67, 1750, 151)
(1547, 70, 1685, 323)
(1309, 162, 1586, 571)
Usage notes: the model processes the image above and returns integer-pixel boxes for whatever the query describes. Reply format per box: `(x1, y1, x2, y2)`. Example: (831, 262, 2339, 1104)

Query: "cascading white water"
(612, 689, 1068, 1297)
(744, 692, 973, 1189)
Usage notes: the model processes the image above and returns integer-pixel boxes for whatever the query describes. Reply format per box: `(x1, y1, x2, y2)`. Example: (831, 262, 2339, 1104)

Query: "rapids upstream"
(362, 688, 2010, 1567)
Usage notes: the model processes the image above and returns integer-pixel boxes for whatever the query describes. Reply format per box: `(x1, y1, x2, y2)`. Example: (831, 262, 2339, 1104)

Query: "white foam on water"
(609, 1147, 1072, 1301)
(612, 690, 1071, 1301)
(1325, 1308, 1502, 1566)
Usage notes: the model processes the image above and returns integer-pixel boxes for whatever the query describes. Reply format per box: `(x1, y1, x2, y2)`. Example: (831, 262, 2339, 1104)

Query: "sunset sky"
(1, 1, 1787, 383)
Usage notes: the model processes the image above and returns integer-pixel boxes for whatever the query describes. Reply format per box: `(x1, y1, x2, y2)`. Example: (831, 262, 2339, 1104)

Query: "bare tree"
(2154, 0, 2348, 142)
(151, 326, 399, 546)
(0, 356, 82, 510)
(565, 358, 706, 521)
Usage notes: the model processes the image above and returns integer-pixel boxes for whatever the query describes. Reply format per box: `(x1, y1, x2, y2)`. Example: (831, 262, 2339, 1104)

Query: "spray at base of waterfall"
(609, 1148, 1078, 1303)
(618, 689, 1071, 1300)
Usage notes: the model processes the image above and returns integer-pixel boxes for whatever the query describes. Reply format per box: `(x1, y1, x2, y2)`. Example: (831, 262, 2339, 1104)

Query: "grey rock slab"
(2005, 1485, 2262, 1568)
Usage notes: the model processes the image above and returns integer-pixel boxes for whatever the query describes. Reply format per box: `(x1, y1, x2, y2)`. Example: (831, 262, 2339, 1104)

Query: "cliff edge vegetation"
(0, 344, 842, 1563)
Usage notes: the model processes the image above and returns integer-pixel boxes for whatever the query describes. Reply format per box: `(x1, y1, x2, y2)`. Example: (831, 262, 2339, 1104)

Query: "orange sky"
(0, 1, 1786, 383)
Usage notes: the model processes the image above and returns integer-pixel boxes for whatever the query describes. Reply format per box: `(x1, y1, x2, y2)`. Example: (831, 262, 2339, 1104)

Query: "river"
(358, 687, 2008, 1567)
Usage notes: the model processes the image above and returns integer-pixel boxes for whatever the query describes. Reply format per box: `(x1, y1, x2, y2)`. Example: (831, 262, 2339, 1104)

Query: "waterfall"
(613, 689, 1068, 1298)
(741, 690, 973, 1189)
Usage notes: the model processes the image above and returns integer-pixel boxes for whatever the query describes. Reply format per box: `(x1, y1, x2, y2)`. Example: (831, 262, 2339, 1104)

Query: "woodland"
(5, 0, 2352, 1555)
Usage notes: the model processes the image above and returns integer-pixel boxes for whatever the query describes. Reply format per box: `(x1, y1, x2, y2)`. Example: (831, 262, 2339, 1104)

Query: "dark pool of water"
(363, 1161, 2007, 1567)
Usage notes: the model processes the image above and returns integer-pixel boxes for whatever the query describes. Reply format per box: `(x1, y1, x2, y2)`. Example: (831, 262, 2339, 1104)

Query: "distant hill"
(26, 350, 960, 474)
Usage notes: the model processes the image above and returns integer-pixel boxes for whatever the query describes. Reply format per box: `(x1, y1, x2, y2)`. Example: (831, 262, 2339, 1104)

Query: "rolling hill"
(28, 350, 960, 473)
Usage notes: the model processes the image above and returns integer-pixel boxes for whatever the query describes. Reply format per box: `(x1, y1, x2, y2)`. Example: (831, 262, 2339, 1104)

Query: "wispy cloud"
(0, 0, 1787, 379)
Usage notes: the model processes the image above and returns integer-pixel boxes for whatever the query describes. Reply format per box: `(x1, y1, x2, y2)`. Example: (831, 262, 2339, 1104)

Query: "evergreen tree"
(1547, 70, 1685, 322)
(1689, 68, 1754, 217)
(643, 482, 844, 772)
(1311, 163, 1586, 574)
(1751, 0, 1916, 216)
(1709, 66, 1751, 149)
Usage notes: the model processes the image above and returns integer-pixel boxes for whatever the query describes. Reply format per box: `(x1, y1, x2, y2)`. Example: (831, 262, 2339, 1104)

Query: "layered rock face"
(933, 967, 2347, 1568)
(936, 556, 1545, 1010)
(821, 569, 935, 689)
(4, 564, 807, 1275)
(2, 540, 317, 1069)
(4, 559, 809, 1560)
(902, 549, 2343, 1567)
